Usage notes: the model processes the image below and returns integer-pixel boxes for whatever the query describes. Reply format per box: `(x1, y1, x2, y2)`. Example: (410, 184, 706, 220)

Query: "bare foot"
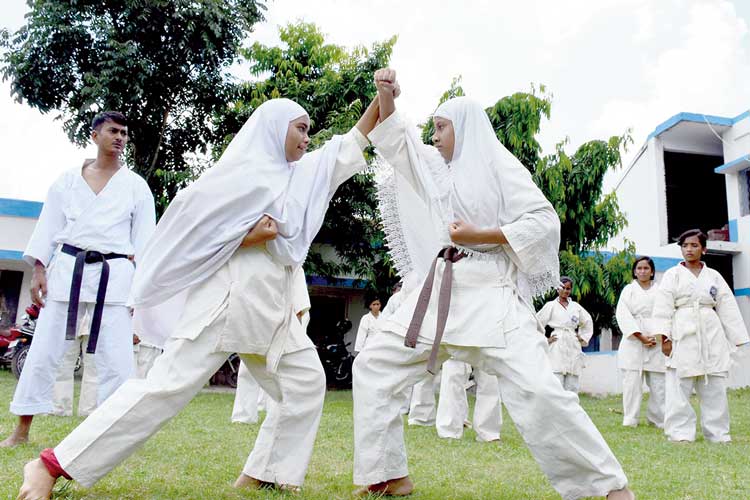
(233, 473, 273, 490)
(607, 487, 635, 500)
(353, 476, 414, 497)
(17, 459, 56, 500)
(278, 483, 302, 494)
(0, 432, 29, 448)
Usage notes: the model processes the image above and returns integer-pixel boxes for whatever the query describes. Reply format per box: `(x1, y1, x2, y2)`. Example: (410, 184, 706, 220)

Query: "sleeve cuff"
(349, 127, 370, 151)
(367, 110, 405, 146)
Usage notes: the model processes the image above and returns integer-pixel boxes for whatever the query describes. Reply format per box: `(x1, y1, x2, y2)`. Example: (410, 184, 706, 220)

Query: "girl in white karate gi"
(653, 229, 749, 443)
(354, 296, 381, 354)
(536, 277, 594, 394)
(18, 98, 381, 500)
(352, 69, 632, 499)
(616, 256, 665, 428)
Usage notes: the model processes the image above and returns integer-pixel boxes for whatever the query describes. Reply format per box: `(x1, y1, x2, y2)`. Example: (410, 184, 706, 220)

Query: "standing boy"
(2, 111, 155, 447)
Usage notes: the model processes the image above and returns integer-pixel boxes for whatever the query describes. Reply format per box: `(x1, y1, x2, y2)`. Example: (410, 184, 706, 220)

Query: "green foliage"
(1, 0, 266, 213)
(486, 83, 552, 170)
(214, 22, 398, 293)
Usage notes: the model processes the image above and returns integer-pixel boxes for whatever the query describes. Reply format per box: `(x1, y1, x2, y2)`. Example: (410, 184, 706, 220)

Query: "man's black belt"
(62, 243, 128, 354)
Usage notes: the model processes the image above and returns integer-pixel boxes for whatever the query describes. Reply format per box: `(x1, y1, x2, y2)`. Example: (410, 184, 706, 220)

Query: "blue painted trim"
(735, 288, 750, 297)
(0, 249, 25, 261)
(307, 275, 368, 289)
(728, 219, 739, 242)
(647, 112, 733, 140)
(714, 155, 750, 174)
(651, 256, 683, 272)
(0, 198, 43, 218)
(589, 250, 682, 272)
(733, 110, 750, 123)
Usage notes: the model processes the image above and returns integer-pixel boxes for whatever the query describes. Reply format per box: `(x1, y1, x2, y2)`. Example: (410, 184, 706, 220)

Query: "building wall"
(600, 111, 750, 397)
(0, 215, 37, 256)
(608, 140, 684, 266)
(0, 201, 41, 323)
(719, 113, 750, 325)
(579, 349, 750, 396)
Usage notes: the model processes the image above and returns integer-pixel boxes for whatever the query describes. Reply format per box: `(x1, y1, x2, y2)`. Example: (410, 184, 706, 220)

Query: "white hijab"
(129, 98, 343, 308)
(376, 97, 560, 298)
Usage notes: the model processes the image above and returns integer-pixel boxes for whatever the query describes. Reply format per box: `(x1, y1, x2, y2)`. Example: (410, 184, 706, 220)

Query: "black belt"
(404, 247, 466, 374)
(62, 244, 127, 354)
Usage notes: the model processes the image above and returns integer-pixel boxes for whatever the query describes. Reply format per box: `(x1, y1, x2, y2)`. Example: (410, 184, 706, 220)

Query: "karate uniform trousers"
(53, 247, 325, 488)
(407, 372, 439, 426)
(353, 296, 627, 499)
(232, 362, 265, 424)
(133, 343, 163, 379)
(620, 370, 665, 428)
(437, 360, 503, 441)
(10, 301, 134, 416)
(51, 336, 98, 417)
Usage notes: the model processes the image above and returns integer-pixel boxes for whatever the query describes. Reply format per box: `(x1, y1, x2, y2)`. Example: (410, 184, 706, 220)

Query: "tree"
(213, 22, 399, 296)
(1, 0, 266, 212)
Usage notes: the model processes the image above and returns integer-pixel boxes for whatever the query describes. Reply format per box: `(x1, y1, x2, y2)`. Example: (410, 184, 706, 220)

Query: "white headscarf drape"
(376, 97, 560, 298)
(129, 98, 343, 308)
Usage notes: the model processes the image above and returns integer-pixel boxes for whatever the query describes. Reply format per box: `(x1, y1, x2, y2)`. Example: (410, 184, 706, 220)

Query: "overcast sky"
(1, 0, 749, 201)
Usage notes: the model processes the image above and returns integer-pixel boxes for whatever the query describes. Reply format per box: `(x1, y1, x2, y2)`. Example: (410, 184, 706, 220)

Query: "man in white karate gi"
(1, 111, 155, 447)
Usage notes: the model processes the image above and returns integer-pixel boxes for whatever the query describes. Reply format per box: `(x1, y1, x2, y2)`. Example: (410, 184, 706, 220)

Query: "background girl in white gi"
(17, 98, 381, 500)
(436, 360, 503, 442)
(653, 229, 749, 443)
(352, 69, 632, 499)
(354, 297, 381, 355)
(536, 277, 594, 394)
(2, 112, 156, 449)
(616, 256, 665, 428)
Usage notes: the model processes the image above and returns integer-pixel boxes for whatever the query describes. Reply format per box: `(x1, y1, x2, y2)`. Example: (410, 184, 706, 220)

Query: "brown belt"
(404, 247, 466, 374)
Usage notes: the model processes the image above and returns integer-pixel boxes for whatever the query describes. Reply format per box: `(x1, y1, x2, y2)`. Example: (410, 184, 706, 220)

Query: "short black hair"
(91, 111, 128, 131)
(560, 276, 573, 286)
(631, 256, 655, 280)
(677, 229, 707, 248)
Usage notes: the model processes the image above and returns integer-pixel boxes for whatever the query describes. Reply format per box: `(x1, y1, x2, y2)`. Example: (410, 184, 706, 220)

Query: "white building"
(0, 198, 41, 328)
(581, 109, 750, 395)
(608, 109, 750, 325)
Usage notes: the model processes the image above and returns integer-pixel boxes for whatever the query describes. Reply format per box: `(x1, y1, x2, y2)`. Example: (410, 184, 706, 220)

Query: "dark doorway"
(0, 270, 24, 327)
(307, 295, 347, 347)
(664, 151, 727, 242)
(703, 253, 734, 290)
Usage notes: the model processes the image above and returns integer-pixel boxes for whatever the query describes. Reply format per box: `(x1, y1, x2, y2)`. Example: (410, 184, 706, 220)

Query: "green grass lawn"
(1, 369, 749, 499)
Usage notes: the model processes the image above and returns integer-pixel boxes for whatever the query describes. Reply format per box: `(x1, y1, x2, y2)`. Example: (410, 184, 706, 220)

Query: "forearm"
(481, 227, 508, 245)
(355, 98, 380, 137)
(378, 89, 396, 122)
